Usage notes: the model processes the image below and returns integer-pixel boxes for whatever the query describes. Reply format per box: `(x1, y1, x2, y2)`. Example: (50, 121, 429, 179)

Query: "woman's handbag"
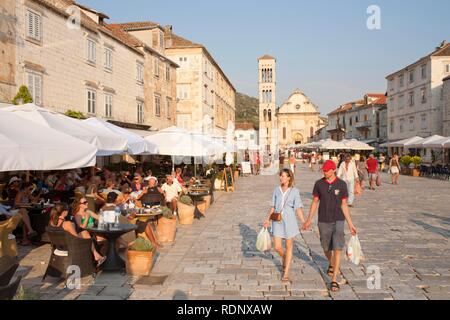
(270, 189, 291, 222)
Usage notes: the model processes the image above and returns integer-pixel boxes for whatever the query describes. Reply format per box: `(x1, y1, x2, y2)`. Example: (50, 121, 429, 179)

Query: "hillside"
(235, 92, 259, 129)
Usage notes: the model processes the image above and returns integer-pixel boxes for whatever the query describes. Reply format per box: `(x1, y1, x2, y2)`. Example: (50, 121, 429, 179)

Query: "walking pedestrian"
(263, 169, 306, 283)
(389, 154, 401, 185)
(289, 154, 296, 174)
(366, 154, 379, 190)
(379, 153, 386, 172)
(302, 160, 357, 292)
(279, 152, 286, 171)
(310, 152, 317, 171)
(337, 154, 359, 207)
(357, 156, 368, 190)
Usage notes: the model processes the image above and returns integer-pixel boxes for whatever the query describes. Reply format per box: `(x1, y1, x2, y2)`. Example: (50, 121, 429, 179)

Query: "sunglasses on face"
(80, 201, 88, 205)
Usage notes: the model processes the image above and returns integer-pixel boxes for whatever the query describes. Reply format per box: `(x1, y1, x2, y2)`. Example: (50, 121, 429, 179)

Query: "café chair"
(43, 226, 95, 281)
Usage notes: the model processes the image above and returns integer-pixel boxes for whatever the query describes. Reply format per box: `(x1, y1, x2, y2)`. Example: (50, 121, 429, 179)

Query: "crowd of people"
(0, 165, 204, 252)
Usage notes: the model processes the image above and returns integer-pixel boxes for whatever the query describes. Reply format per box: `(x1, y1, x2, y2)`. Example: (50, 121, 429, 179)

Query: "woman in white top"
(337, 154, 359, 207)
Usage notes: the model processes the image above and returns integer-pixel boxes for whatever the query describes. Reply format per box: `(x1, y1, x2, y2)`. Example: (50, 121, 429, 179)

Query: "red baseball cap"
(322, 160, 337, 172)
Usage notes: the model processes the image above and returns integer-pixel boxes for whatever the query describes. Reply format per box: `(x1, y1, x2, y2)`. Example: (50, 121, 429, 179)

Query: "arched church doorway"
(293, 133, 303, 145)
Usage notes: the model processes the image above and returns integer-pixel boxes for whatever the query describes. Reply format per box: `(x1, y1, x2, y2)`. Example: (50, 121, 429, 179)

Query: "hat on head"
(8, 177, 21, 185)
(322, 160, 337, 172)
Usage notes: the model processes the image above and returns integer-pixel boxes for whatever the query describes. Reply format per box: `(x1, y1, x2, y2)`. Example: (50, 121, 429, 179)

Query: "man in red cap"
(303, 160, 357, 292)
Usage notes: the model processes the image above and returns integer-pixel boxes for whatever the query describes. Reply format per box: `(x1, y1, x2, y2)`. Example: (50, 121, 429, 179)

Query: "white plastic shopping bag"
(346, 235, 364, 265)
(256, 228, 272, 252)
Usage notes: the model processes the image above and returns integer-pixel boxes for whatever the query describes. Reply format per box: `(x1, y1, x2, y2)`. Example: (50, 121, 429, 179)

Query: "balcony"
(356, 121, 371, 130)
(327, 123, 346, 133)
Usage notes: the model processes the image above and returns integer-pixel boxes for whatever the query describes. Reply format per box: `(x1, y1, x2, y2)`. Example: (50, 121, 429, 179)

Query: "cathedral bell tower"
(258, 55, 278, 165)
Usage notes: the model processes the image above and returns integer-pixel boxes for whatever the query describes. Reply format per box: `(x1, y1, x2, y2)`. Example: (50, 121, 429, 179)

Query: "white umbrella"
(145, 126, 213, 157)
(2, 103, 127, 156)
(320, 140, 348, 150)
(0, 109, 96, 171)
(409, 135, 445, 148)
(83, 118, 157, 155)
(388, 136, 423, 148)
(404, 136, 426, 148)
(424, 137, 450, 148)
(342, 139, 375, 151)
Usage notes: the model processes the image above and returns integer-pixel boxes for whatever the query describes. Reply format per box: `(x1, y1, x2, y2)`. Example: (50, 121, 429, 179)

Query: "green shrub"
(14, 286, 40, 300)
(411, 156, 422, 167)
(129, 237, 154, 252)
(161, 206, 175, 219)
(65, 110, 86, 119)
(12, 86, 33, 105)
(179, 195, 193, 205)
(400, 155, 412, 167)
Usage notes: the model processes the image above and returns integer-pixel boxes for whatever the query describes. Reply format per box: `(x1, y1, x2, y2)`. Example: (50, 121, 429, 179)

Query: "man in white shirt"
(337, 154, 359, 207)
(161, 175, 182, 215)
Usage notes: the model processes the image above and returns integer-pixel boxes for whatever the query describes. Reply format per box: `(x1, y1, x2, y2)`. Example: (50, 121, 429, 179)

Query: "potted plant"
(156, 206, 177, 243)
(178, 195, 195, 225)
(411, 156, 422, 177)
(400, 155, 412, 175)
(126, 237, 155, 276)
(214, 171, 224, 191)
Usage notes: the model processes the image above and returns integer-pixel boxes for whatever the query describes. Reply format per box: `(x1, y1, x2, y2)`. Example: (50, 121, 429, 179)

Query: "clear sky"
(80, 0, 450, 115)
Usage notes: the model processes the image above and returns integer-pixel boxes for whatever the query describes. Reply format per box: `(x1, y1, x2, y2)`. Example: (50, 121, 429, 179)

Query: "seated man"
(138, 178, 164, 207)
(161, 175, 182, 215)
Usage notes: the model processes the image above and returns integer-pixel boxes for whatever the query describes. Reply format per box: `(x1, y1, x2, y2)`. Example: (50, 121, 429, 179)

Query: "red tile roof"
(168, 33, 203, 48)
(108, 21, 162, 31)
(259, 54, 276, 60)
(235, 122, 255, 131)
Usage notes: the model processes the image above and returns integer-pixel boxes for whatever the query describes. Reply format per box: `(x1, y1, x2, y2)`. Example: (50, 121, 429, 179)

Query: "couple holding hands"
(262, 161, 357, 292)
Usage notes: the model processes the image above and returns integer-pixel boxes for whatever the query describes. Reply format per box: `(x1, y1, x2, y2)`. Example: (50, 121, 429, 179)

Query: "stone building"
(277, 89, 324, 149)
(0, 0, 16, 106)
(2, 0, 178, 131)
(326, 93, 387, 148)
(163, 27, 236, 137)
(443, 75, 450, 136)
(386, 41, 450, 142)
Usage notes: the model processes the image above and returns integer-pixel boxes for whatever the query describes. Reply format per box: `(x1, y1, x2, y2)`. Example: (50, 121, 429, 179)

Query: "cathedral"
(258, 55, 325, 156)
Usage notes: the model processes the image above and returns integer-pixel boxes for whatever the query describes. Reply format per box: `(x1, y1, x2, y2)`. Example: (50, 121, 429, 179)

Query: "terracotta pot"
(156, 217, 177, 243)
(178, 202, 195, 225)
(412, 168, 420, 177)
(126, 249, 154, 276)
(197, 200, 207, 216)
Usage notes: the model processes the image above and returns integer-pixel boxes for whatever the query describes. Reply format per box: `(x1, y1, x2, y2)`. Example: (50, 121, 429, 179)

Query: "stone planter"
(126, 249, 154, 276)
(178, 202, 195, 225)
(156, 217, 177, 243)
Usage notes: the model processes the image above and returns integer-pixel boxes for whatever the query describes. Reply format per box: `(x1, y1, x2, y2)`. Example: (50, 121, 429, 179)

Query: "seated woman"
(175, 168, 185, 185)
(48, 203, 106, 267)
(137, 178, 164, 207)
(131, 174, 144, 193)
(72, 197, 100, 232)
(85, 176, 105, 210)
(14, 182, 40, 245)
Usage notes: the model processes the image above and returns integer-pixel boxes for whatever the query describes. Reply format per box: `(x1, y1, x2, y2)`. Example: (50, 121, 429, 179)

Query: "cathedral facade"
(258, 55, 325, 156)
(277, 89, 325, 150)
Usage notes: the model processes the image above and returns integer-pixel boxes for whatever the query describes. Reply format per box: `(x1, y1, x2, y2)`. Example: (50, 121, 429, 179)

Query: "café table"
(87, 224, 137, 272)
